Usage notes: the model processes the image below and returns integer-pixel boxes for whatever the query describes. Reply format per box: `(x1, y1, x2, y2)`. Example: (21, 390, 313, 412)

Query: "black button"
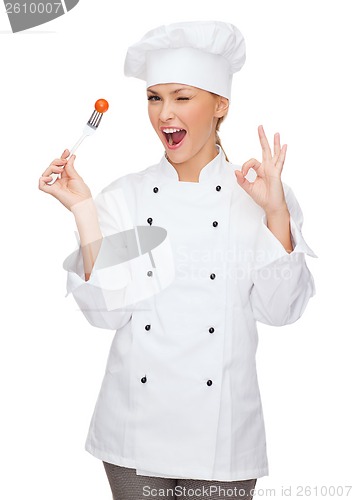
(210, 273, 216, 280)
(147, 271, 153, 277)
(216, 185, 221, 191)
(207, 380, 213, 386)
(141, 376, 147, 383)
(147, 217, 153, 225)
(145, 324, 151, 331)
(212, 221, 218, 227)
(153, 187, 159, 193)
(209, 327, 214, 334)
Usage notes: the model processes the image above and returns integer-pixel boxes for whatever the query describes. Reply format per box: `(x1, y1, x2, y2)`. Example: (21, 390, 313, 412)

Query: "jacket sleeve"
(62, 186, 135, 331)
(249, 184, 317, 326)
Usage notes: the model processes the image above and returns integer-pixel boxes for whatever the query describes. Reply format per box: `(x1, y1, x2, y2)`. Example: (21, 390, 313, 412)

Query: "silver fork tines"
(88, 110, 103, 129)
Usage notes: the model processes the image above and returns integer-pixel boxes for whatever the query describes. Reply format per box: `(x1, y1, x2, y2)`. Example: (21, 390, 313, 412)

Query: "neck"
(166, 142, 219, 183)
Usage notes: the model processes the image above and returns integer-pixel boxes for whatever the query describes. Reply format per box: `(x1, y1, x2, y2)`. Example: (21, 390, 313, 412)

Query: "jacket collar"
(159, 145, 227, 183)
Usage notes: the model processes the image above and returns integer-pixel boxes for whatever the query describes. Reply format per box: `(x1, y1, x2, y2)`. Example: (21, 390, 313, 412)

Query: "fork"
(48, 109, 105, 185)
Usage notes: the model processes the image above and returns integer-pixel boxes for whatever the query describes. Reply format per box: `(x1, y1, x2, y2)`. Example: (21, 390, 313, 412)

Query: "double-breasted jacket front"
(63, 148, 316, 481)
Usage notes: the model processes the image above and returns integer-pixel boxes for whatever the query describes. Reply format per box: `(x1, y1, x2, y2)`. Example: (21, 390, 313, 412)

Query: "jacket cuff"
(253, 214, 318, 271)
(63, 228, 176, 311)
(62, 234, 132, 298)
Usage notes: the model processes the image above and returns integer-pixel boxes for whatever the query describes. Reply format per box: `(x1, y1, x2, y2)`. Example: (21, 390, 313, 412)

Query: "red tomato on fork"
(95, 99, 109, 113)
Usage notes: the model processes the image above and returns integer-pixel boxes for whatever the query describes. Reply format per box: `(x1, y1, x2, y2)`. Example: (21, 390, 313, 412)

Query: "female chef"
(38, 21, 317, 500)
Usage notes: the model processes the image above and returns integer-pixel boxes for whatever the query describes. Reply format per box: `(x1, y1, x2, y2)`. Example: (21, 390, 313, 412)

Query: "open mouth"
(162, 128, 187, 147)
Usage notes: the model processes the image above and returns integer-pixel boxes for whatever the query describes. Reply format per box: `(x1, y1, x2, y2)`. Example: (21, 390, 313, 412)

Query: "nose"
(159, 100, 175, 123)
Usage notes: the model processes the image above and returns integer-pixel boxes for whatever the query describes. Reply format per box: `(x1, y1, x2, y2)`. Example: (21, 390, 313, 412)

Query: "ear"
(214, 96, 229, 118)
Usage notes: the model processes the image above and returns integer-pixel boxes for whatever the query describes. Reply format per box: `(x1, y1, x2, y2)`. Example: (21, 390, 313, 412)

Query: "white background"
(1, 0, 352, 498)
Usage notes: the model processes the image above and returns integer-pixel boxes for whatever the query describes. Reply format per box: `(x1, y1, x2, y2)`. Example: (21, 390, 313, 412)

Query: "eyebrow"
(147, 87, 194, 95)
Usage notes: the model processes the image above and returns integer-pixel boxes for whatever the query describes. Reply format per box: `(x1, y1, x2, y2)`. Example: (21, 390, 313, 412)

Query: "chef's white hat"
(124, 21, 246, 100)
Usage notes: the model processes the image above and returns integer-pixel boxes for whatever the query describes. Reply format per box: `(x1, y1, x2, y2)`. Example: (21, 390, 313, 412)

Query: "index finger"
(258, 125, 272, 161)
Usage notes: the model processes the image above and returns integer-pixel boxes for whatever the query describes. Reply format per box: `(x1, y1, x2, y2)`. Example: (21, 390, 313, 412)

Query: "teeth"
(168, 135, 173, 145)
(162, 128, 183, 134)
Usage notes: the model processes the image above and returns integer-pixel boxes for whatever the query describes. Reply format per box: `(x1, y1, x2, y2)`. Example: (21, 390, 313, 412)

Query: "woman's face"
(147, 83, 227, 165)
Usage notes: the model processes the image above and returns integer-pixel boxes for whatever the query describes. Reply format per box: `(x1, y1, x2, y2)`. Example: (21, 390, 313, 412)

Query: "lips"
(161, 128, 187, 147)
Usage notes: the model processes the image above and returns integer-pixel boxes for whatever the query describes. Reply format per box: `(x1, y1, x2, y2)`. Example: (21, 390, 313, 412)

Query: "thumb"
(234, 169, 252, 195)
(62, 153, 79, 178)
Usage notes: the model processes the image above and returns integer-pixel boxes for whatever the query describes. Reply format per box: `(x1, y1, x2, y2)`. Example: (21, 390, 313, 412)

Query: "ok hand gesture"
(235, 125, 288, 215)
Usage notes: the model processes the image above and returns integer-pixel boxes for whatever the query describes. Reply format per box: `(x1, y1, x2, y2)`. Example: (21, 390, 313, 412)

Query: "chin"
(165, 151, 192, 165)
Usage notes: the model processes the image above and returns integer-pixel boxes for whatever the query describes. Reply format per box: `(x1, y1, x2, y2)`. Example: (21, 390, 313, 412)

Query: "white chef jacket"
(63, 147, 317, 481)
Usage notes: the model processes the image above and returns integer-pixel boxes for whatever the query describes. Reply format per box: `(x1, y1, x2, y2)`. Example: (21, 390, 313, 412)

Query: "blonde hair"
(215, 115, 229, 162)
(211, 91, 229, 162)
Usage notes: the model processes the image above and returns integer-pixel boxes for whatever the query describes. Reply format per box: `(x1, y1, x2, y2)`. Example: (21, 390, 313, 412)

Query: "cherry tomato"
(95, 99, 109, 113)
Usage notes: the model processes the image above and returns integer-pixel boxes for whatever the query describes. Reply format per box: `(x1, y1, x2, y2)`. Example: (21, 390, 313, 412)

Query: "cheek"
(188, 104, 214, 132)
(192, 112, 215, 139)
